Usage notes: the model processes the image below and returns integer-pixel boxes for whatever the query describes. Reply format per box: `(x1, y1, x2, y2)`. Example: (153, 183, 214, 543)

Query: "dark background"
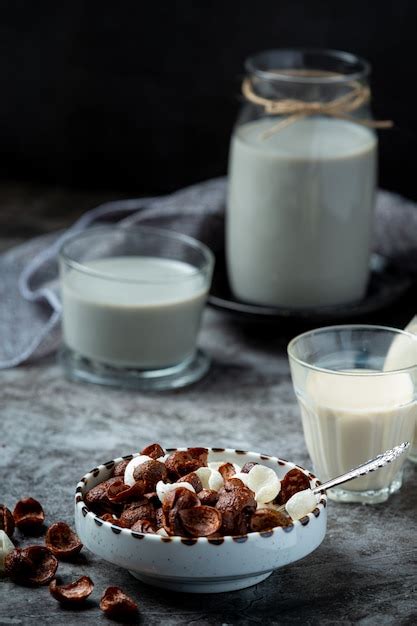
(0, 0, 416, 198)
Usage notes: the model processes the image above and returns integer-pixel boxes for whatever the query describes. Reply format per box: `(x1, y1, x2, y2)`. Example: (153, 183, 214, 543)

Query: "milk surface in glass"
(227, 117, 377, 308)
(62, 256, 208, 369)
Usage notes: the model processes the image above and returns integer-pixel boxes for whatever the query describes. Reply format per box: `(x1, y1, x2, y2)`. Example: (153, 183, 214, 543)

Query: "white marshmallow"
(195, 467, 224, 491)
(285, 489, 318, 521)
(208, 461, 241, 474)
(0, 530, 14, 573)
(156, 528, 169, 536)
(157, 454, 170, 463)
(246, 465, 281, 503)
(231, 472, 250, 486)
(156, 481, 195, 504)
(124, 455, 153, 486)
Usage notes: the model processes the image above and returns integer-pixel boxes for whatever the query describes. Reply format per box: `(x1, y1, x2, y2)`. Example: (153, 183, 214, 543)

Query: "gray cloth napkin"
(0, 176, 416, 369)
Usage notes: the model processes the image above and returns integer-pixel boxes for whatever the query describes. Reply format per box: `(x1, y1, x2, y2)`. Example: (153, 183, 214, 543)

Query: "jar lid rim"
(245, 48, 371, 84)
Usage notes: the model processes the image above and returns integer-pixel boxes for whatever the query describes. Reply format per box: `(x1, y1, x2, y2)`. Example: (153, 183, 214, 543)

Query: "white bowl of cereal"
(74, 445, 327, 593)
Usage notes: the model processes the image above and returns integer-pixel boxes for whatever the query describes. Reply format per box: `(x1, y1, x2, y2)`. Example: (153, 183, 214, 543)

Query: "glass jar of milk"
(227, 49, 377, 308)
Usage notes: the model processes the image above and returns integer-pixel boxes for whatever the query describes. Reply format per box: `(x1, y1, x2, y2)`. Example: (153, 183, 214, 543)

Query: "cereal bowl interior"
(75, 448, 327, 593)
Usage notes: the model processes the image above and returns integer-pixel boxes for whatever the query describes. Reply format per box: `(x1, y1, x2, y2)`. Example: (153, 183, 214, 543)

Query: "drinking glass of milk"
(288, 325, 417, 504)
(59, 226, 214, 391)
(227, 49, 379, 308)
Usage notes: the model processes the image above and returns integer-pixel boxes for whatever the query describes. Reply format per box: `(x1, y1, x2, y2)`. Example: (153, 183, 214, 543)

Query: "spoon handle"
(312, 442, 410, 494)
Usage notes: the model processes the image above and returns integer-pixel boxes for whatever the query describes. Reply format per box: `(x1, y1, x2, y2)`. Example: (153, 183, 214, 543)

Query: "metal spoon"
(277, 441, 410, 513)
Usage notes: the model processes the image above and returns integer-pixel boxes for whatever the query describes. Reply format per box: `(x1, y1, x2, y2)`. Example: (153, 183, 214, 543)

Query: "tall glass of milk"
(59, 226, 214, 390)
(227, 49, 377, 308)
(288, 325, 417, 504)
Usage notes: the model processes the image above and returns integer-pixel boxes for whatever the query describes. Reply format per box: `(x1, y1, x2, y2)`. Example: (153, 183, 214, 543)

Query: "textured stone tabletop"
(1, 184, 417, 625)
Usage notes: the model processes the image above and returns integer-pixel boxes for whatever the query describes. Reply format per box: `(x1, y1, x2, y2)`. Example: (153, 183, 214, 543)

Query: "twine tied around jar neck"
(242, 71, 393, 139)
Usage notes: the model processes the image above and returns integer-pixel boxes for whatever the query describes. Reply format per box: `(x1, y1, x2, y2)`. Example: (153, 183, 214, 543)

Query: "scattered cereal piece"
(195, 467, 224, 491)
(124, 455, 153, 486)
(246, 465, 281, 504)
(0, 505, 15, 538)
(49, 576, 94, 604)
(285, 489, 318, 521)
(45, 522, 83, 559)
(100, 586, 138, 619)
(13, 498, 45, 534)
(156, 480, 195, 504)
(5, 545, 58, 586)
(0, 530, 15, 573)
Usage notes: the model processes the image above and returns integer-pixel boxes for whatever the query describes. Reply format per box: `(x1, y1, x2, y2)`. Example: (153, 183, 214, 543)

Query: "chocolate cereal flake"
(241, 462, 258, 474)
(275, 468, 311, 505)
(100, 514, 130, 528)
(100, 586, 138, 619)
(5, 545, 58, 586)
(132, 460, 168, 492)
(0, 504, 15, 538)
(250, 508, 292, 532)
(107, 479, 147, 504)
(165, 448, 208, 480)
(120, 500, 156, 528)
(218, 463, 236, 481)
(49, 576, 94, 604)
(130, 519, 156, 534)
(45, 522, 83, 559)
(141, 443, 165, 459)
(162, 487, 200, 535)
(155, 507, 164, 529)
(112, 460, 129, 477)
(13, 498, 45, 534)
(177, 471, 203, 493)
(216, 479, 256, 535)
(198, 489, 219, 506)
(179, 505, 222, 537)
(84, 477, 120, 513)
